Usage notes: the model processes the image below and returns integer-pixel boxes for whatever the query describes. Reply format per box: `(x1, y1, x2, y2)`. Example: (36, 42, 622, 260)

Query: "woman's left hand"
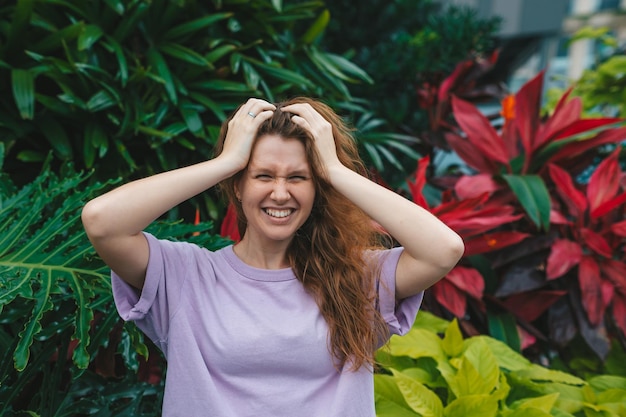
(281, 103, 342, 173)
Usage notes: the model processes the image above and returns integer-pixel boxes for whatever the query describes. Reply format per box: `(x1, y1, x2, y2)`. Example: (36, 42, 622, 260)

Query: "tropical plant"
(375, 311, 626, 417)
(415, 49, 505, 152)
(0, 144, 229, 414)
(410, 68, 626, 367)
(0, 0, 378, 188)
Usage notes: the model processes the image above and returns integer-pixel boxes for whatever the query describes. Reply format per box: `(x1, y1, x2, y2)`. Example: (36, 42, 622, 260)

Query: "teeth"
(265, 209, 292, 218)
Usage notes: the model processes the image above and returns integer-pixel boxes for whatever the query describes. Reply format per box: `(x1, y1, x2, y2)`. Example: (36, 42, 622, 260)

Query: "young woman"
(82, 97, 464, 416)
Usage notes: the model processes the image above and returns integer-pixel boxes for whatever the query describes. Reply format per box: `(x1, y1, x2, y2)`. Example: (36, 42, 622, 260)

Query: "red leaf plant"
(547, 146, 626, 338)
(447, 70, 626, 177)
(416, 50, 504, 149)
(407, 155, 529, 318)
(438, 69, 626, 356)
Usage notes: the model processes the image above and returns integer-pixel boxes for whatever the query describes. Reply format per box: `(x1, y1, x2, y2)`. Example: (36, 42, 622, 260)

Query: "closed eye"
(288, 175, 308, 182)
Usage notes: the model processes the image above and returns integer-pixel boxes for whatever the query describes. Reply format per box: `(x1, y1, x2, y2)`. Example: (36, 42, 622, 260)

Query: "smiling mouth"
(264, 208, 294, 218)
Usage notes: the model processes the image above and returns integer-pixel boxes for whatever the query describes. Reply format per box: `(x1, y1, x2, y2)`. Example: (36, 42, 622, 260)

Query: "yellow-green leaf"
(442, 319, 463, 357)
(514, 393, 560, 412)
(476, 336, 531, 371)
(464, 337, 500, 393)
(388, 328, 445, 360)
(391, 369, 443, 417)
(518, 364, 585, 386)
(443, 394, 498, 417)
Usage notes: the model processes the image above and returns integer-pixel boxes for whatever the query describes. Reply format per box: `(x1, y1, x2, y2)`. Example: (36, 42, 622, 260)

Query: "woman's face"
(235, 134, 316, 247)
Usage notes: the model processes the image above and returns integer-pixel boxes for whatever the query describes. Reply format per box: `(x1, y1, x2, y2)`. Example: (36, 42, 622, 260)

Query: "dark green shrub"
(0, 0, 372, 189)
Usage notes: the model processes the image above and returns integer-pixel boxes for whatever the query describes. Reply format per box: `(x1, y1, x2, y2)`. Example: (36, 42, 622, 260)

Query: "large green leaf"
(502, 174, 551, 231)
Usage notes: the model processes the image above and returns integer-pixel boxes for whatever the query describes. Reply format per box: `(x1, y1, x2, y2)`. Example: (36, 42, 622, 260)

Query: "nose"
(270, 178, 291, 203)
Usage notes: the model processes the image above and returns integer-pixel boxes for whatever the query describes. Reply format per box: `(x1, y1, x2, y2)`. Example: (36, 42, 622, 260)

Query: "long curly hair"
(214, 97, 391, 370)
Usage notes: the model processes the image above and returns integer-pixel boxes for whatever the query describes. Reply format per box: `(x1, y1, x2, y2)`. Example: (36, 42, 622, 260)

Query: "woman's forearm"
(82, 156, 238, 239)
(327, 164, 464, 292)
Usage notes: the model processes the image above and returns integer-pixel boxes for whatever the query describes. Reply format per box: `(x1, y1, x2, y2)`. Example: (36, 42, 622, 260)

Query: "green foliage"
(0, 146, 229, 414)
(324, 0, 501, 131)
(375, 313, 626, 417)
(546, 27, 626, 118)
(0, 0, 374, 186)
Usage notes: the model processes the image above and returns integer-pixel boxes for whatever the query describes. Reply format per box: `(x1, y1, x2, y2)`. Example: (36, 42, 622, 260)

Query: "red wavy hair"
(214, 97, 391, 370)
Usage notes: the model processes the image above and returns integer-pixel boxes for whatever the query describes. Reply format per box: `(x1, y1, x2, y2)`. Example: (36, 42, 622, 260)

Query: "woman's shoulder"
(144, 232, 234, 264)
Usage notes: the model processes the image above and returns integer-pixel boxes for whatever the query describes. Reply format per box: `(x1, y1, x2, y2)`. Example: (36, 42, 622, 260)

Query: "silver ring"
(247, 111, 256, 118)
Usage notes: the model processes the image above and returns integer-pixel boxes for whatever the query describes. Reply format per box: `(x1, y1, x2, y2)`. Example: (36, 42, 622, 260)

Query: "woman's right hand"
(220, 98, 276, 170)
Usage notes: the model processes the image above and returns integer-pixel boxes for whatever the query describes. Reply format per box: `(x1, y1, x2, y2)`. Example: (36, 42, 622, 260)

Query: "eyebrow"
(248, 167, 311, 177)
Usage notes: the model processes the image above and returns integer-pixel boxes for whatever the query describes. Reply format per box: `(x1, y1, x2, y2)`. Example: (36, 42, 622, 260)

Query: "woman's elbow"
(442, 232, 465, 271)
(81, 199, 108, 241)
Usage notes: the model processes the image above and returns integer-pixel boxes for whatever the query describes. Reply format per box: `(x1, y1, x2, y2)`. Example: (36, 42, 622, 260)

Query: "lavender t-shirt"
(112, 232, 423, 417)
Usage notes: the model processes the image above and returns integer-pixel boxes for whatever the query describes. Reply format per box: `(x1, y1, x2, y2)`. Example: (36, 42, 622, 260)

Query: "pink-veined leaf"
(579, 256, 604, 326)
(433, 278, 467, 318)
(550, 209, 570, 225)
(440, 213, 523, 237)
(587, 146, 622, 214)
(433, 192, 490, 216)
(553, 117, 623, 140)
(551, 126, 626, 163)
(437, 60, 473, 103)
(501, 117, 520, 159)
(406, 155, 430, 209)
(591, 191, 626, 219)
(451, 96, 509, 164)
(504, 290, 567, 322)
(548, 163, 587, 217)
(464, 231, 529, 256)
(580, 228, 613, 258)
(611, 293, 626, 336)
(610, 220, 626, 237)
(546, 239, 583, 279)
(601, 279, 614, 311)
(536, 91, 582, 149)
(445, 131, 498, 173)
(514, 70, 544, 157)
(444, 266, 484, 300)
(454, 174, 501, 199)
(519, 326, 537, 350)
(602, 259, 626, 292)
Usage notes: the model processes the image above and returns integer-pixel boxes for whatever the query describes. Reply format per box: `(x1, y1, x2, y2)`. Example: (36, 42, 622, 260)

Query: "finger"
(242, 98, 276, 119)
(289, 114, 308, 127)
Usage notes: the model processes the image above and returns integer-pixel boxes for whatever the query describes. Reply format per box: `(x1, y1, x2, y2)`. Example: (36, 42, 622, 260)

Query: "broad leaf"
(502, 174, 551, 231)
(514, 70, 543, 161)
(451, 96, 509, 166)
(587, 146, 621, 214)
(443, 395, 498, 417)
(391, 369, 444, 417)
(546, 239, 582, 280)
(548, 163, 587, 217)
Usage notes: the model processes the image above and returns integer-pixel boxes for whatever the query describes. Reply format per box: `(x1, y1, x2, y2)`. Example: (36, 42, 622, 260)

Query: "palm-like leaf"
(0, 149, 231, 413)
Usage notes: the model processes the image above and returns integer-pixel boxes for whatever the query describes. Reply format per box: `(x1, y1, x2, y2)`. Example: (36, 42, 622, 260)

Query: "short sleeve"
(376, 247, 424, 339)
(111, 232, 201, 352)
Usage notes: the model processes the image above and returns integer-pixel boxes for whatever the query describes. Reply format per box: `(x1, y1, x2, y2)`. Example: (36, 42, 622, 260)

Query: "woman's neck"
(233, 237, 291, 269)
